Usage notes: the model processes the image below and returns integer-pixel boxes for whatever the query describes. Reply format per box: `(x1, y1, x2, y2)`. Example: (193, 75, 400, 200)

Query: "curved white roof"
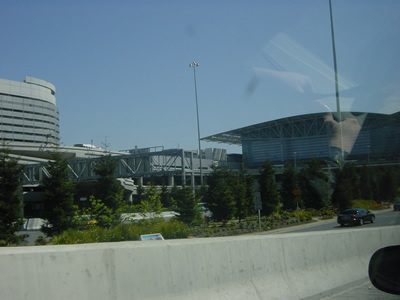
(0, 76, 56, 105)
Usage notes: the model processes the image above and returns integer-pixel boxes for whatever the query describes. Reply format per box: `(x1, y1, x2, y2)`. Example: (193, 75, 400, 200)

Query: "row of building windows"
(0, 121, 59, 133)
(0, 105, 58, 119)
(0, 137, 57, 144)
(0, 95, 59, 114)
(0, 111, 59, 126)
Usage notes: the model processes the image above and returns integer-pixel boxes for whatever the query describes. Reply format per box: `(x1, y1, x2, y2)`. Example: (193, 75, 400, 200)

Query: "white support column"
(168, 174, 174, 186)
(181, 149, 186, 186)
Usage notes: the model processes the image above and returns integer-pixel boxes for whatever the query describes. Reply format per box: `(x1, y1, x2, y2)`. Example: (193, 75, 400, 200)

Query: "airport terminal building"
(203, 112, 400, 169)
(0, 76, 59, 146)
(2, 76, 400, 215)
(0, 77, 232, 215)
(2, 76, 400, 173)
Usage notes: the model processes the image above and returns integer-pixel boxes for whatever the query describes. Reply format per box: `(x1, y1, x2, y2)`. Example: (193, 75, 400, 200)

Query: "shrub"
(371, 204, 386, 210)
(34, 236, 48, 246)
(322, 209, 336, 216)
(156, 219, 191, 239)
(290, 210, 312, 221)
(50, 219, 190, 245)
(351, 199, 377, 211)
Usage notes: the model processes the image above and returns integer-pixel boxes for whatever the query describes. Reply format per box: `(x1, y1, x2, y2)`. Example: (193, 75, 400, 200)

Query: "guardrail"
(0, 226, 399, 299)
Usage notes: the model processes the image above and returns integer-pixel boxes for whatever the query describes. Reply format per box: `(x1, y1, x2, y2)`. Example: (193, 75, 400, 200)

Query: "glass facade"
(205, 112, 400, 169)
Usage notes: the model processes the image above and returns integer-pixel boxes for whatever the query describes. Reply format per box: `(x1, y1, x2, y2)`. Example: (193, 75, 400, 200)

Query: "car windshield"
(2, 0, 399, 239)
(1, 1, 400, 298)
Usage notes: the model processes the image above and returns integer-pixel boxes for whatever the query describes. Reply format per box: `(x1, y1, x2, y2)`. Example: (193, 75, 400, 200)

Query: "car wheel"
(371, 216, 375, 223)
(359, 219, 364, 226)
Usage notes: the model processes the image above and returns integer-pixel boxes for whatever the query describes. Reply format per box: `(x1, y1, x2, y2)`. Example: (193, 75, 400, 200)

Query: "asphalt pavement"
(320, 278, 399, 299)
(16, 230, 45, 246)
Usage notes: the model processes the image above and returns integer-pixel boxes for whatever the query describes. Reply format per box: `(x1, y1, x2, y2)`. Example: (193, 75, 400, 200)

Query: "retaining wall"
(1, 226, 399, 299)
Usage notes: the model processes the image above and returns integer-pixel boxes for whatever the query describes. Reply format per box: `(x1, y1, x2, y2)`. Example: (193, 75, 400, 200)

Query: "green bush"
(351, 199, 377, 211)
(321, 209, 336, 216)
(156, 219, 191, 239)
(290, 210, 312, 221)
(50, 219, 190, 245)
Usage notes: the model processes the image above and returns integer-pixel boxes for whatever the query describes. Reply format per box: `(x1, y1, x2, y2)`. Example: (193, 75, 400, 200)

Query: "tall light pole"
(329, 0, 344, 164)
(189, 62, 203, 185)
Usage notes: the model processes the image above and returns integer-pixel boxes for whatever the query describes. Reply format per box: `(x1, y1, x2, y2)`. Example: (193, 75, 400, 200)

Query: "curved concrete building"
(0, 76, 59, 146)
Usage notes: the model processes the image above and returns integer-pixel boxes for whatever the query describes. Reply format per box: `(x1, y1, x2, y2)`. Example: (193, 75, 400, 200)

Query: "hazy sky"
(1, 0, 399, 153)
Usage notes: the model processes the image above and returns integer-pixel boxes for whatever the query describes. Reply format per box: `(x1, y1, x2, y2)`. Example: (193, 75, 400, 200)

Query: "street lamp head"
(189, 62, 199, 67)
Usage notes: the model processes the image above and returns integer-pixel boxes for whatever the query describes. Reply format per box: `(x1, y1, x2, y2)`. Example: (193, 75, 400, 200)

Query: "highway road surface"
(321, 279, 399, 299)
(263, 209, 400, 235)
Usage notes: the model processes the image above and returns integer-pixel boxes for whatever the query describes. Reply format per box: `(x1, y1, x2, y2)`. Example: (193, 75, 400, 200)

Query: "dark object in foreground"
(337, 208, 375, 226)
(369, 245, 400, 295)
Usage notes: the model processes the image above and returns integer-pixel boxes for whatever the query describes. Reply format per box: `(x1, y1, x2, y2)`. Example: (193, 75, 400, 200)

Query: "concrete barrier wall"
(1, 226, 399, 300)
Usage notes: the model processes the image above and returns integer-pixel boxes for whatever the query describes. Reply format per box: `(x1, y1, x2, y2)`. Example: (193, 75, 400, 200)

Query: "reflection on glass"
(243, 1, 400, 167)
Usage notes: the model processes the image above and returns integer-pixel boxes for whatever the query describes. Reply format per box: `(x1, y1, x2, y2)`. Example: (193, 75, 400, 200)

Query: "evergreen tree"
(42, 152, 78, 237)
(234, 166, 254, 222)
(331, 163, 360, 211)
(347, 163, 361, 200)
(232, 175, 247, 222)
(206, 166, 236, 222)
(258, 159, 280, 216)
(331, 167, 353, 211)
(280, 162, 299, 210)
(134, 184, 145, 205)
(93, 155, 124, 212)
(244, 170, 255, 215)
(298, 158, 330, 209)
(359, 164, 373, 200)
(379, 166, 398, 202)
(174, 185, 201, 225)
(0, 148, 25, 246)
(160, 185, 173, 208)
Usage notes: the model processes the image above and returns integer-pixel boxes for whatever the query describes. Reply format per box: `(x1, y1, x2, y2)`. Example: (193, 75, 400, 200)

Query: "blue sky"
(1, 0, 399, 153)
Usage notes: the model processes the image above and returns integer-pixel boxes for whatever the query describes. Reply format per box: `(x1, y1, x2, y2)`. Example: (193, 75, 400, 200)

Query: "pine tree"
(359, 164, 373, 200)
(281, 162, 299, 210)
(0, 148, 25, 246)
(331, 163, 359, 211)
(298, 158, 330, 209)
(93, 155, 124, 212)
(258, 159, 280, 216)
(379, 166, 398, 202)
(234, 166, 254, 222)
(233, 176, 248, 222)
(206, 166, 236, 222)
(174, 185, 201, 225)
(42, 151, 78, 237)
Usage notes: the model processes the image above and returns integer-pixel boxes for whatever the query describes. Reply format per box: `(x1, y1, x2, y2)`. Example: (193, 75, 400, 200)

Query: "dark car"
(394, 201, 400, 211)
(337, 208, 375, 227)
